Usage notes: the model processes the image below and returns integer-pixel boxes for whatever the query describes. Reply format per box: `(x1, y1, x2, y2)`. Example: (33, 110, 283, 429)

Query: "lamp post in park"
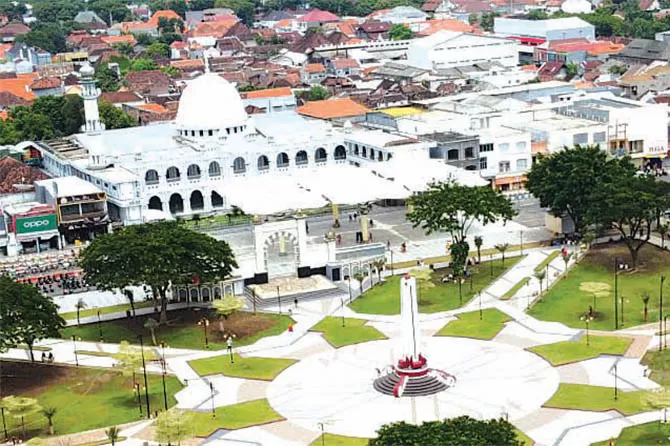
(160, 342, 168, 411)
(661, 275, 666, 352)
(137, 335, 151, 419)
(198, 317, 210, 348)
(613, 258, 628, 331)
(581, 314, 594, 346)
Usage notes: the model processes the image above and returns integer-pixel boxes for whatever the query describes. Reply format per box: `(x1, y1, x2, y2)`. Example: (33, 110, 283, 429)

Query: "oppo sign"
(16, 214, 58, 235)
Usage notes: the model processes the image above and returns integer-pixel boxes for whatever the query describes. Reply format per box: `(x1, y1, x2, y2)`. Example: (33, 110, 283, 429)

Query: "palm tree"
(75, 298, 87, 326)
(372, 259, 385, 285)
(494, 243, 510, 268)
(42, 406, 57, 435)
(561, 251, 573, 275)
(658, 223, 669, 249)
(144, 317, 159, 346)
(584, 231, 596, 249)
(353, 272, 365, 294)
(106, 426, 120, 446)
(474, 236, 483, 263)
(642, 292, 651, 322)
(533, 269, 547, 294)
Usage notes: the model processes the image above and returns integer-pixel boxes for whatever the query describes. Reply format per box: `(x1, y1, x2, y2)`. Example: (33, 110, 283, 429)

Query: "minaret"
(79, 62, 103, 134)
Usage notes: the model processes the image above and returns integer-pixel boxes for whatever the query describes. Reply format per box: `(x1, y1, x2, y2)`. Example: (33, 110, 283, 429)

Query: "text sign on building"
(16, 214, 58, 234)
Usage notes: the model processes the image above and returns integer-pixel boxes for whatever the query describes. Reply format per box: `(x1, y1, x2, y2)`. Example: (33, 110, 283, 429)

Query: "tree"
(0, 276, 65, 361)
(42, 406, 57, 435)
(527, 9, 548, 19)
(389, 24, 413, 40)
(129, 58, 159, 71)
(145, 42, 170, 59)
(154, 409, 193, 446)
(372, 259, 386, 285)
(370, 416, 521, 446)
(307, 85, 330, 101)
(212, 295, 245, 338)
(584, 231, 596, 249)
(495, 243, 510, 268)
(588, 174, 670, 268)
(144, 317, 159, 345)
(112, 341, 143, 387)
(16, 23, 68, 54)
(215, 0, 255, 23)
(33, 1, 78, 22)
(534, 269, 546, 294)
(408, 181, 515, 244)
(135, 33, 156, 46)
(658, 223, 669, 249)
(99, 101, 137, 129)
(561, 251, 572, 274)
(480, 12, 498, 32)
(75, 298, 87, 326)
(642, 292, 651, 322)
(565, 61, 579, 78)
(474, 236, 483, 263)
(79, 221, 237, 325)
(353, 271, 365, 294)
(123, 289, 136, 317)
(105, 426, 120, 446)
(526, 145, 636, 235)
(1, 396, 42, 439)
(95, 64, 121, 92)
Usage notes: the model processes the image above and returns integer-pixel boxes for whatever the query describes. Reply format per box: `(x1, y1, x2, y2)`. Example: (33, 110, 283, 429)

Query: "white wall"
(407, 33, 518, 70)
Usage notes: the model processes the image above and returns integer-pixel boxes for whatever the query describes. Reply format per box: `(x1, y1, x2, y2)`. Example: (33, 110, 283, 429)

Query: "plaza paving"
(3, 244, 667, 446)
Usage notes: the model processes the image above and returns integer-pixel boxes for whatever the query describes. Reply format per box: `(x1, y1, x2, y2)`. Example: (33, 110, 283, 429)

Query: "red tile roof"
(148, 10, 182, 27)
(0, 77, 36, 101)
(332, 58, 359, 69)
(299, 9, 339, 23)
(297, 98, 370, 119)
(243, 87, 292, 98)
(100, 90, 143, 104)
(306, 63, 326, 73)
(30, 77, 62, 90)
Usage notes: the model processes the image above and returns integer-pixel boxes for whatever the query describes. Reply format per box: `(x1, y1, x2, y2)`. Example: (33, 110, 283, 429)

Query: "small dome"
(80, 63, 95, 77)
(176, 73, 247, 132)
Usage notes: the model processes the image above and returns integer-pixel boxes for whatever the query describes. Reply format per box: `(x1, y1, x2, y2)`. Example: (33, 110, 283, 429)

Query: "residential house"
(74, 11, 108, 32)
(101, 35, 137, 47)
(371, 62, 431, 85)
(613, 39, 670, 64)
(356, 21, 391, 40)
(100, 90, 144, 108)
(329, 58, 361, 77)
(30, 77, 63, 97)
(371, 6, 428, 24)
(241, 87, 297, 112)
(298, 10, 340, 30)
(257, 10, 296, 29)
(0, 74, 37, 106)
(123, 102, 175, 125)
(269, 49, 308, 67)
(640, 0, 660, 11)
(534, 39, 625, 64)
(618, 64, 670, 99)
(0, 22, 29, 43)
(186, 8, 236, 28)
(410, 19, 475, 36)
(297, 97, 370, 123)
(305, 62, 327, 83)
(124, 70, 171, 96)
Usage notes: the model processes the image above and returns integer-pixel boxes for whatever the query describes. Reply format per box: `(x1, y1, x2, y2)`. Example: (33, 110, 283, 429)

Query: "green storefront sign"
(16, 214, 58, 235)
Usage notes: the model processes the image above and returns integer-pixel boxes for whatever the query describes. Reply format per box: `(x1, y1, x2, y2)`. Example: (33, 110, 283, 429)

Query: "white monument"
(374, 274, 456, 397)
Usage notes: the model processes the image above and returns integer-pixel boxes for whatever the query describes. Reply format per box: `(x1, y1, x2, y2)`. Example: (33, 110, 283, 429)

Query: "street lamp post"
(160, 342, 168, 411)
(276, 286, 281, 315)
(621, 294, 625, 328)
(348, 275, 352, 303)
(137, 335, 151, 419)
(198, 318, 210, 348)
(209, 382, 215, 417)
(340, 296, 346, 327)
(661, 275, 666, 352)
(71, 335, 79, 367)
(490, 254, 493, 278)
(1, 407, 8, 440)
(389, 249, 394, 275)
(581, 314, 593, 346)
(614, 362, 618, 401)
(96, 309, 103, 342)
(479, 292, 482, 320)
(665, 316, 668, 350)
(520, 230, 524, 256)
(134, 382, 142, 414)
(614, 258, 628, 331)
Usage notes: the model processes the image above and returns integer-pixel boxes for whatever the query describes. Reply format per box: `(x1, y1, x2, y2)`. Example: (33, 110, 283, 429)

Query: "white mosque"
(22, 64, 485, 296)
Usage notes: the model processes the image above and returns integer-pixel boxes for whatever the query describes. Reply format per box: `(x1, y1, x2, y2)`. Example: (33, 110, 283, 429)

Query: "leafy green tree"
(213, 295, 245, 338)
(0, 119, 20, 145)
(389, 24, 413, 40)
(158, 17, 184, 34)
(11, 108, 56, 141)
(308, 85, 330, 101)
(135, 33, 156, 46)
(474, 236, 483, 263)
(215, 0, 255, 23)
(0, 276, 65, 361)
(372, 258, 386, 285)
(148, 0, 188, 18)
(99, 101, 138, 130)
(161, 65, 181, 78)
(42, 406, 57, 435)
(17, 23, 68, 54)
(407, 181, 516, 264)
(588, 173, 670, 268)
(113, 42, 134, 58)
(159, 32, 183, 46)
(527, 9, 548, 19)
(370, 416, 521, 446)
(112, 341, 143, 386)
(1, 396, 42, 439)
(495, 243, 510, 268)
(146, 42, 170, 59)
(534, 269, 546, 294)
(0, 2, 27, 20)
(32, 1, 78, 23)
(79, 221, 238, 324)
(353, 271, 365, 293)
(480, 12, 498, 32)
(526, 145, 636, 235)
(154, 409, 193, 446)
(89, 0, 132, 24)
(658, 223, 669, 249)
(565, 61, 579, 78)
(95, 64, 121, 92)
(129, 58, 159, 71)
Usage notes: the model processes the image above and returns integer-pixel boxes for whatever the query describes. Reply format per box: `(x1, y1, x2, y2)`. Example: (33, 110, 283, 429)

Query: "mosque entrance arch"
(263, 231, 300, 278)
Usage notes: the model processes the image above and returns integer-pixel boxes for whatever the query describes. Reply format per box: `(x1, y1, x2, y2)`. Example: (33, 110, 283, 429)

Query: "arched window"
(334, 145, 346, 160)
(190, 190, 204, 210)
(387, 153, 393, 161)
(257, 155, 270, 171)
(296, 150, 308, 166)
(166, 167, 180, 182)
(362, 147, 367, 158)
(208, 161, 221, 177)
(354, 144, 359, 155)
(145, 169, 159, 185)
(187, 164, 201, 179)
(378, 151, 383, 161)
(148, 196, 162, 210)
(370, 148, 375, 160)
(315, 148, 327, 163)
(277, 152, 289, 168)
(233, 157, 246, 174)
(211, 191, 224, 208)
(169, 193, 184, 213)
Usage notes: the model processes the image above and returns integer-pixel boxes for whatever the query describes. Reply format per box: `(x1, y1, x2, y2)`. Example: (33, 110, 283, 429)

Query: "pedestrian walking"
(226, 336, 233, 354)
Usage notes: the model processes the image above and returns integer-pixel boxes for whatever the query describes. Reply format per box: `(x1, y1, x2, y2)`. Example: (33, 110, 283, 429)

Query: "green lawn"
(502, 277, 530, 300)
(529, 243, 670, 331)
(591, 422, 670, 446)
(61, 309, 293, 351)
(60, 301, 155, 321)
(535, 251, 560, 273)
(188, 354, 296, 380)
(515, 428, 535, 445)
(436, 308, 512, 340)
(309, 433, 369, 445)
(642, 349, 670, 387)
(544, 383, 648, 415)
(0, 360, 182, 438)
(310, 317, 386, 348)
(529, 336, 631, 366)
(75, 349, 159, 361)
(350, 257, 523, 315)
(75, 438, 126, 446)
(190, 399, 283, 436)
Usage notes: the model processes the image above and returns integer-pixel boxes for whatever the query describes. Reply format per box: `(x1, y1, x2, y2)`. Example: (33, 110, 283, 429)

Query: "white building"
(493, 17, 595, 41)
(406, 31, 518, 71)
(373, 6, 428, 24)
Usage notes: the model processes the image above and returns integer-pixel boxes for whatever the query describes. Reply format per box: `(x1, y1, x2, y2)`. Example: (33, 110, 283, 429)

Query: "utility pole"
(661, 276, 666, 352)
(138, 335, 151, 418)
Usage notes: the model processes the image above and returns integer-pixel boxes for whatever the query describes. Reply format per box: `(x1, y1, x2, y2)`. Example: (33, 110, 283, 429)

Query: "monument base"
(373, 359, 456, 398)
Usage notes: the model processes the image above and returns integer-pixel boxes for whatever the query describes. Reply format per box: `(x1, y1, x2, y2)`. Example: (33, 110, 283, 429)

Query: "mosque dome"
(176, 73, 248, 133)
(80, 63, 95, 77)
(561, 0, 592, 14)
